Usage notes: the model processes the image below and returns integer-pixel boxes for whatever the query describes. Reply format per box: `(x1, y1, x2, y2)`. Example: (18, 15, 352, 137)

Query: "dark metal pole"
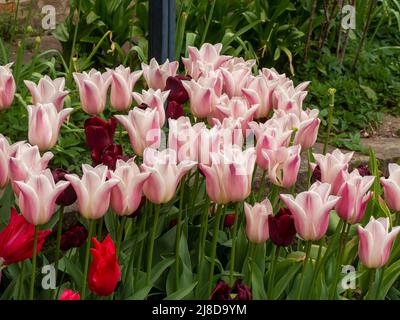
(148, 0, 176, 63)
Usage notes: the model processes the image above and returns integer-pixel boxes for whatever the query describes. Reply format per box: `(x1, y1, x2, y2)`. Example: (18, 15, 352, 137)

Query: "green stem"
(207, 204, 224, 296)
(97, 217, 103, 239)
(365, 269, 376, 300)
(306, 148, 314, 189)
(29, 226, 39, 300)
(116, 216, 127, 259)
(307, 238, 324, 299)
(81, 219, 96, 300)
(323, 88, 336, 155)
(67, 0, 81, 85)
(53, 206, 64, 299)
(175, 176, 186, 290)
(297, 241, 312, 300)
(18, 261, 25, 300)
(374, 267, 384, 300)
(229, 202, 241, 286)
(201, 0, 217, 44)
(249, 243, 257, 283)
(267, 246, 280, 299)
(146, 204, 160, 285)
(196, 198, 210, 295)
(134, 208, 147, 287)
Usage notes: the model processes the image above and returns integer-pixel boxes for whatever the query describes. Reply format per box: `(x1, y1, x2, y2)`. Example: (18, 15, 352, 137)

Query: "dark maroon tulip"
(210, 280, 232, 300)
(224, 213, 235, 228)
(165, 75, 190, 104)
(91, 144, 127, 170)
(357, 164, 371, 177)
(311, 165, 321, 184)
(52, 168, 77, 206)
(166, 101, 184, 120)
(60, 224, 88, 251)
(138, 103, 150, 110)
(233, 280, 252, 300)
(84, 116, 117, 151)
(268, 207, 296, 247)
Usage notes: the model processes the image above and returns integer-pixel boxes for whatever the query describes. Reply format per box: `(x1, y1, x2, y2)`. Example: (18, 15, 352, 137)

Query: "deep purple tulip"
(165, 75, 190, 104)
(268, 207, 296, 247)
(52, 168, 77, 206)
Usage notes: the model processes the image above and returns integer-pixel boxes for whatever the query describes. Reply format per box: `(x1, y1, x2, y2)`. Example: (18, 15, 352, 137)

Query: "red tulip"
(88, 234, 121, 296)
(84, 116, 117, 152)
(0, 208, 51, 265)
(268, 208, 296, 247)
(59, 289, 80, 300)
(224, 213, 236, 228)
(166, 101, 184, 120)
(165, 75, 190, 104)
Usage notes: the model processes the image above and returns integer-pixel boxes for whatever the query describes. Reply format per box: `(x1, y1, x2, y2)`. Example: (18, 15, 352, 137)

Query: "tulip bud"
(224, 213, 235, 228)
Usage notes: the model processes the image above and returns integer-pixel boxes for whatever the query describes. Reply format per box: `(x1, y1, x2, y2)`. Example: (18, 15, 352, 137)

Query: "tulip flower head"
(132, 88, 169, 127)
(15, 169, 70, 225)
(65, 164, 119, 220)
(24, 76, 69, 111)
(0, 63, 16, 110)
(59, 289, 80, 300)
(27, 103, 73, 151)
(280, 182, 340, 241)
(244, 199, 273, 243)
(73, 69, 111, 115)
(165, 75, 190, 104)
(141, 148, 197, 204)
(0, 208, 51, 265)
(109, 158, 150, 216)
(84, 116, 117, 152)
(141, 58, 179, 90)
(380, 163, 400, 212)
(268, 207, 297, 247)
(88, 234, 121, 296)
(358, 217, 400, 269)
(0, 135, 24, 193)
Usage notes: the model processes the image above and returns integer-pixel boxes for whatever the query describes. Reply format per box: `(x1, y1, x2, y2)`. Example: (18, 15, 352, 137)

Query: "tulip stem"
(256, 171, 267, 202)
(97, 217, 103, 239)
(207, 204, 224, 296)
(307, 238, 324, 299)
(267, 246, 280, 299)
(116, 216, 127, 259)
(175, 176, 186, 290)
(366, 269, 376, 300)
(196, 198, 210, 297)
(329, 222, 350, 300)
(18, 261, 25, 300)
(374, 267, 384, 299)
(306, 148, 314, 189)
(54, 207, 64, 282)
(81, 219, 96, 300)
(297, 241, 312, 300)
(229, 202, 241, 286)
(146, 204, 161, 285)
(134, 208, 147, 287)
(29, 226, 39, 300)
(323, 88, 336, 155)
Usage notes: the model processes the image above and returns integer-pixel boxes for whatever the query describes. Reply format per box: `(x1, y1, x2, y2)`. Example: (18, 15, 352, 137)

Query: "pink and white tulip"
(132, 88, 169, 126)
(0, 135, 24, 194)
(107, 65, 142, 111)
(244, 199, 273, 243)
(220, 66, 252, 98)
(115, 107, 161, 157)
(141, 58, 179, 90)
(108, 158, 150, 216)
(15, 169, 70, 225)
(380, 163, 400, 212)
(312, 149, 354, 195)
(335, 171, 375, 224)
(358, 217, 400, 269)
(65, 164, 119, 220)
(73, 69, 111, 115)
(141, 148, 196, 204)
(27, 103, 73, 151)
(280, 182, 340, 241)
(262, 145, 301, 188)
(0, 63, 16, 110)
(199, 146, 256, 204)
(24, 76, 69, 111)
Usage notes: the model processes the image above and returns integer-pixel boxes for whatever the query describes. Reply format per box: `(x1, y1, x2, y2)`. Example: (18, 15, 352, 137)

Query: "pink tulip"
(358, 217, 400, 269)
(312, 149, 354, 195)
(108, 158, 150, 216)
(182, 74, 222, 119)
(293, 109, 320, 150)
(132, 88, 169, 126)
(115, 107, 161, 157)
(0, 135, 24, 193)
(141, 58, 179, 90)
(65, 164, 119, 220)
(198, 125, 225, 166)
(220, 66, 252, 98)
(168, 116, 205, 162)
(249, 120, 292, 171)
(262, 145, 301, 188)
(0, 63, 16, 110)
(15, 169, 70, 225)
(210, 118, 244, 151)
(215, 97, 258, 133)
(107, 65, 142, 111)
(24, 76, 69, 111)
(272, 81, 309, 117)
(199, 146, 256, 204)
(244, 199, 273, 243)
(73, 69, 111, 115)
(242, 75, 277, 119)
(182, 43, 231, 79)
(335, 171, 375, 224)
(261, 67, 288, 81)
(141, 148, 196, 204)
(380, 163, 400, 212)
(221, 57, 256, 71)
(27, 103, 73, 151)
(280, 182, 340, 241)
(9, 143, 53, 185)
